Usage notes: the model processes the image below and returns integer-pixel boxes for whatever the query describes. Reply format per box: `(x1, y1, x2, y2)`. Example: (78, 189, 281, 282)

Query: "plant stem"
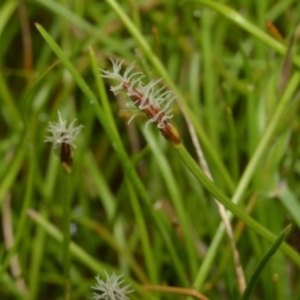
(174, 143, 300, 266)
(61, 170, 71, 300)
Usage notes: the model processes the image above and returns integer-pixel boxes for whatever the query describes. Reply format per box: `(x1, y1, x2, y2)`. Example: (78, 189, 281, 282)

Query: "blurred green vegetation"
(1, 0, 300, 299)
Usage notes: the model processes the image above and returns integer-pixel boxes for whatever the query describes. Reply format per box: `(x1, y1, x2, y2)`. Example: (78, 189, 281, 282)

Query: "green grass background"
(1, 0, 300, 299)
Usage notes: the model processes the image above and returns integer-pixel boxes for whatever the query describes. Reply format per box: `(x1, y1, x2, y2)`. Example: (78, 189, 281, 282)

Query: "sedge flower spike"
(91, 272, 134, 300)
(101, 59, 181, 145)
(44, 111, 84, 173)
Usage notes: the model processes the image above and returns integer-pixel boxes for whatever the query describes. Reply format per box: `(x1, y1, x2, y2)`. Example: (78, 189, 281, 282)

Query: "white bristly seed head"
(44, 111, 84, 151)
(100, 59, 175, 127)
(91, 272, 134, 300)
(101, 59, 182, 145)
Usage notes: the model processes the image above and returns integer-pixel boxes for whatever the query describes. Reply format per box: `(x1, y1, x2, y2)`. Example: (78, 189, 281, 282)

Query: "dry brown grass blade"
(2, 193, 29, 297)
(184, 115, 246, 294)
(143, 284, 210, 300)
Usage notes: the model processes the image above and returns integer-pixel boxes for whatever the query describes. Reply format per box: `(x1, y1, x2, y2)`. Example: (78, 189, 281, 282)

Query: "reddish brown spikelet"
(101, 60, 182, 145)
(266, 20, 284, 43)
(60, 133, 73, 174)
(122, 82, 181, 145)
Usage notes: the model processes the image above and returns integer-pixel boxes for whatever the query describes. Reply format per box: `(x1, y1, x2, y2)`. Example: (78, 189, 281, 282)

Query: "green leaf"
(242, 225, 292, 300)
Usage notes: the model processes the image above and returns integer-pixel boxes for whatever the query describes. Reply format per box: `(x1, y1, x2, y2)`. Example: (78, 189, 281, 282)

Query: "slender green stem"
(145, 131, 198, 277)
(201, 8, 219, 149)
(27, 209, 157, 300)
(174, 143, 300, 266)
(36, 21, 300, 285)
(27, 209, 106, 270)
(190, 70, 300, 290)
(74, 214, 149, 284)
(61, 170, 71, 299)
(104, 0, 236, 193)
(0, 71, 20, 128)
(1, 116, 36, 296)
(189, 0, 300, 67)
(0, 1, 17, 36)
(34, 0, 131, 57)
(88, 47, 119, 137)
(0, 133, 26, 207)
(0, 134, 34, 276)
(232, 71, 300, 204)
(126, 178, 157, 283)
(90, 47, 157, 283)
(35, 23, 188, 285)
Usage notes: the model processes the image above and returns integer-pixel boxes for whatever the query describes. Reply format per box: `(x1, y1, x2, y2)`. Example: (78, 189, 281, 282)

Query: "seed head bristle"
(101, 59, 181, 145)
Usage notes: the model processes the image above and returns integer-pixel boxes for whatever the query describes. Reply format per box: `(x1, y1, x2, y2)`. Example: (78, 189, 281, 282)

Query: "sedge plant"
(2, 1, 300, 300)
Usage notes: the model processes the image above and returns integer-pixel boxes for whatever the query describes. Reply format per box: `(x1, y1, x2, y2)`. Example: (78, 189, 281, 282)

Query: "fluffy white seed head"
(100, 59, 176, 129)
(91, 272, 134, 300)
(44, 111, 84, 151)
